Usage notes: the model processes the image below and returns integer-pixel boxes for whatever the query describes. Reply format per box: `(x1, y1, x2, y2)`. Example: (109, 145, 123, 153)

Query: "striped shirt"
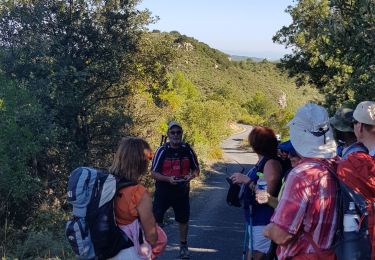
(271, 158, 337, 259)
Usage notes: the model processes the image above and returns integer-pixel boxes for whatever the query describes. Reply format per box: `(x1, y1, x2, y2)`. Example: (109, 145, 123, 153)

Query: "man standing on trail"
(151, 121, 200, 259)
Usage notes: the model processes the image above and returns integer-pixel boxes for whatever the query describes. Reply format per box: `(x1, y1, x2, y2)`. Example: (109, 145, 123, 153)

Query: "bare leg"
(179, 222, 188, 242)
(247, 250, 266, 260)
(253, 251, 266, 260)
(247, 249, 251, 260)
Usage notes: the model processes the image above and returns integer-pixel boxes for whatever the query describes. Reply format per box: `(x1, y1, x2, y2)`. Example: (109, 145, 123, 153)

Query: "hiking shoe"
(179, 244, 190, 259)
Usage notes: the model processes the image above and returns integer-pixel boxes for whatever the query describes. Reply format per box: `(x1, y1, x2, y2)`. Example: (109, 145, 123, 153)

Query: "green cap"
(256, 172, 264, 178)
(330, 107, 354, 132)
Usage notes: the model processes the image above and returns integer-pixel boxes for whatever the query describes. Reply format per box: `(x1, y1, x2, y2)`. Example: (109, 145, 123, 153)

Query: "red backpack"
(337, 152, 375, 259)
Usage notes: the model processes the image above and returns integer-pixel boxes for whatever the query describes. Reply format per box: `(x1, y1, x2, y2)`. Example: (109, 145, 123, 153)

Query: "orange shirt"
(114, 184, 147, 225)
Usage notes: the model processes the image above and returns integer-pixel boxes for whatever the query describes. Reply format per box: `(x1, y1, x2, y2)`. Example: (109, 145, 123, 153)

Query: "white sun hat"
(353, 101, 375, 126)
(288, 103, 337, 158)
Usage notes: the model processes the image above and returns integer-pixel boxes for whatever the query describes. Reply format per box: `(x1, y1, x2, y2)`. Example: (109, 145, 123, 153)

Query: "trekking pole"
(249, 205, 254, 260)
(242, 222, 248, 260)
(232, 159, 246, 173)
(160, 135, 167, 146)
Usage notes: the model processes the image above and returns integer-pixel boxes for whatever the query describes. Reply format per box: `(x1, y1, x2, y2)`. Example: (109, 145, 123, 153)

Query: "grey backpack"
(65, 167, 135, 259)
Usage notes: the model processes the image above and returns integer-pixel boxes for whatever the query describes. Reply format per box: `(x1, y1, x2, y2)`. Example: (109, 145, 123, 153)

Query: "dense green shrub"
(0, 76, 54, 256)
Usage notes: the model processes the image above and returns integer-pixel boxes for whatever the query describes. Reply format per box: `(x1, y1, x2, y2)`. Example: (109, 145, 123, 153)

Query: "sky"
(137, 0, 295, 60)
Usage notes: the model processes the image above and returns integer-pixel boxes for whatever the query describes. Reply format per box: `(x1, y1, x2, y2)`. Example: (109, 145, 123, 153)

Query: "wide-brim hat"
(278, 140, 297, 157)
(288, 103, 337, 159)
(330, 107, 354, 132)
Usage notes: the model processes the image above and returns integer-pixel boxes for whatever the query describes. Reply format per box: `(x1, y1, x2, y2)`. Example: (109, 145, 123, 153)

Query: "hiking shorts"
(248, 225, 271, 253)
(153, 183, 190, 224)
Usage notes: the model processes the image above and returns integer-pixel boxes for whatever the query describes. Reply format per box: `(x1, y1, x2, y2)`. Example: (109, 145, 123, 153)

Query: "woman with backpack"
(230, 126, 283, 260)
(109, 137, 167, 260)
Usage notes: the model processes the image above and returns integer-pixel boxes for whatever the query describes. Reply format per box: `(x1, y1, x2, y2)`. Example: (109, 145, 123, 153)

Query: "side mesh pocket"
(65, 217, 96, 259)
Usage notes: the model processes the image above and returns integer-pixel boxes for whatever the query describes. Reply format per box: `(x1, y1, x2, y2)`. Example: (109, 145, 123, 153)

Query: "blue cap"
(278, 140, 297, 157)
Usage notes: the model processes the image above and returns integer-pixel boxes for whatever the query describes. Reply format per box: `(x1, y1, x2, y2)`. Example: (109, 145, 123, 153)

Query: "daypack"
(332, 176, 371, 260)
(225, 169, 244, 207)
(335, 152, 374, 260)
(65, 167, 135, 259)
(289, 158, 371, 260)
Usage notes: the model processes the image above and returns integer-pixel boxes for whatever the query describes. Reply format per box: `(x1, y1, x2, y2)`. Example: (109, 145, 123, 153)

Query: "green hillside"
(170, 33, 320, 108)
(146, 31, 321, 143)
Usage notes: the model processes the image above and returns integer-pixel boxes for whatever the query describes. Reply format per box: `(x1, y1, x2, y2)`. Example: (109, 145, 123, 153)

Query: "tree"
(0, 1, 157, 254)
(273, 0, 375, 109)
(0, 0, 153, 168)
(0, 75, 53, 252)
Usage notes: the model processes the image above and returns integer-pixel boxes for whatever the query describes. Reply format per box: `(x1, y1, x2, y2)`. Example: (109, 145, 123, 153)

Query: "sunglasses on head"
(169, 130, 182, 135)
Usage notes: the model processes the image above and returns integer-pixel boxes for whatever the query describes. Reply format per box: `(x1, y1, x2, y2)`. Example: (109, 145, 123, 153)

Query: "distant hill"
(229, 55, 266, 62)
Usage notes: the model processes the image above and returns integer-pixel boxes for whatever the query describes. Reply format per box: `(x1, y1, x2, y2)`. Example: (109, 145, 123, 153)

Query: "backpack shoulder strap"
(180, 142, 193, 154)
(182, 142, 191, 149)
(256, 156, 269, 172)
(116, 178, 138, 191)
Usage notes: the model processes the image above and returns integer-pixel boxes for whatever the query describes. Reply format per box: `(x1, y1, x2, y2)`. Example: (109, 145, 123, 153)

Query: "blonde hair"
(109, 137, 151, 182)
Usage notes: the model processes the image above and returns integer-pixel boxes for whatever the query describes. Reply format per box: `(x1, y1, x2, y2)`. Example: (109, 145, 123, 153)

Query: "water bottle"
(343, 202, 359, 232)
(256, 172, 268, 204)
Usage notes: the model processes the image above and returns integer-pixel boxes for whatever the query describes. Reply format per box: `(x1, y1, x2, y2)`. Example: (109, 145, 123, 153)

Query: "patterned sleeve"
(271, 166, 310, 235)
(151, 146, 166, 172)
(187, 146, 199, 171)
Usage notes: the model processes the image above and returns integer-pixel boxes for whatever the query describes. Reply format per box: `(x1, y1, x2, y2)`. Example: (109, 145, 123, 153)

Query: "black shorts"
(153, 182, 190, 224)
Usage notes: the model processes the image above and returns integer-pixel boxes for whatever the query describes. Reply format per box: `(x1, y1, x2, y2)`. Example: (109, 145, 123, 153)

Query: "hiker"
(337, 101, 375, 259)
(109, 137, 167, 260)
(263, 103, 338, 260)
(254, 140, 301, 260)
(151, 121, 200, 259)
(277, 141, 292, 173)
(256, 140, 301, 208)
(230, 126, 283, 260)
(330, 107, 367, 158)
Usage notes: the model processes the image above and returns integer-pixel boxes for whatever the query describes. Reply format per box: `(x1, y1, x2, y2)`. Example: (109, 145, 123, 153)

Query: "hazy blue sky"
(137, 0, 295, 60)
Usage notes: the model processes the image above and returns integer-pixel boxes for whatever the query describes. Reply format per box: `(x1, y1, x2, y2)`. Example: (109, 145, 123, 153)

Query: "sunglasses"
(169, 130, 182, 135)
